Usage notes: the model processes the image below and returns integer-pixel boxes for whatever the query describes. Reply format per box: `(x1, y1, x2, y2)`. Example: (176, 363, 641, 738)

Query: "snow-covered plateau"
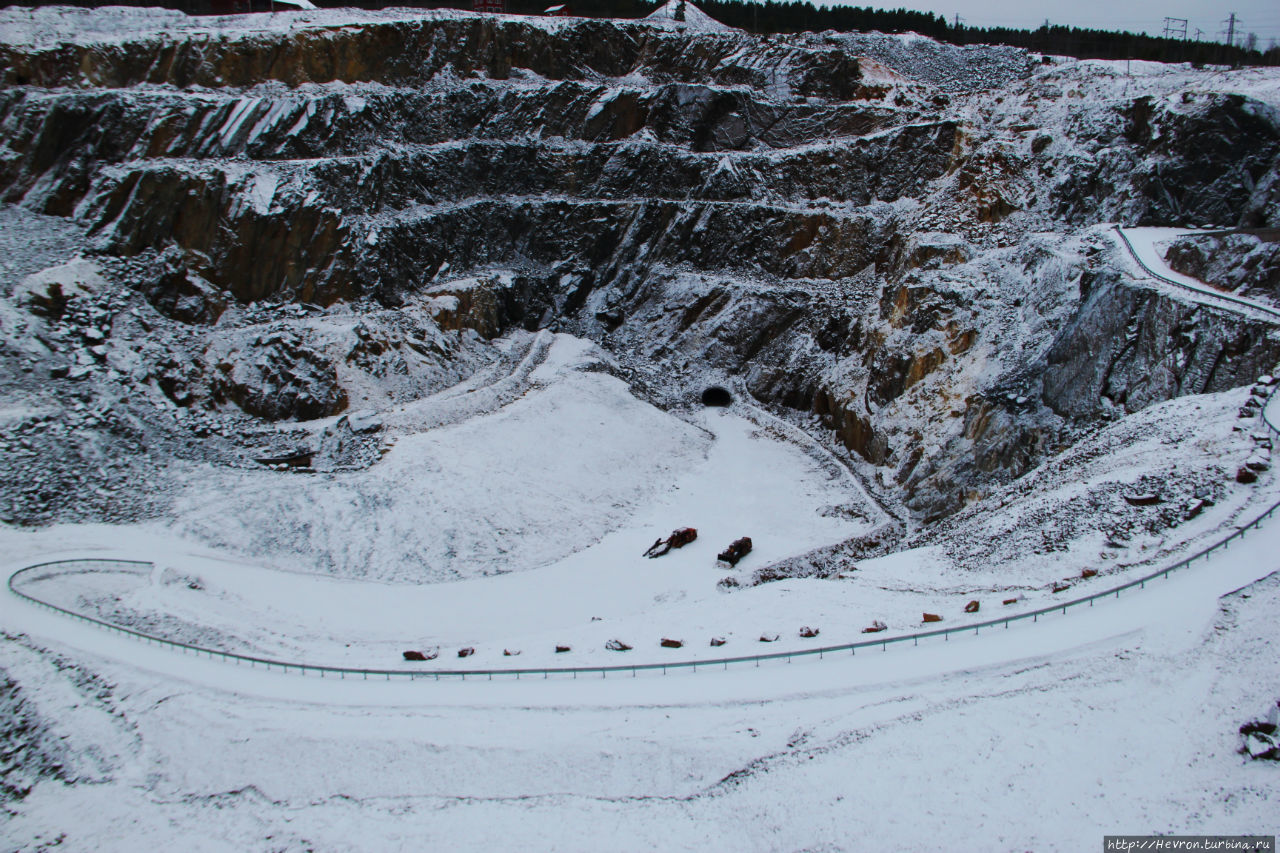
(2, 4, 1280, 850)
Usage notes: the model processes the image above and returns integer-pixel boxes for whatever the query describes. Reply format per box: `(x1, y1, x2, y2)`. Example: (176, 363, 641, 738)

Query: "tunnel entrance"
(701, 386, 732, 407)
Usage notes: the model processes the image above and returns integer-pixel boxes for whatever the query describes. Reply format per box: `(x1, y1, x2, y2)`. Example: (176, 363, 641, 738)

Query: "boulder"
(15, 258, 106, 318)
(457, 647, 475, 658)
(709, 636, 727, 646)
(402, 648, 438, 661)
(207, 330, 347, 421)
(660, 638, 684, 648)
(862, 620, 887, 633)
(1002, 597, 1019, 605)
(1123, 493, 1162, 506)
(1052, 582, 1070, 593)
(503, 649, 521, 656)
(759, 633, 780, 642)
(1245, 454, 1271, 472)
(348, 409, 384, 433)
(1240, 727, 1278, 760)
(963, 600, 980, 613)
(922, 613, 942, 623)
(605, 639, 632, 651)
(147, 266, 227, 325)
(798, 626, 820, 638)
(555, 645, 571, 653)
(1237, 466, 1259, 484)
(1081, 569, 1098, 579)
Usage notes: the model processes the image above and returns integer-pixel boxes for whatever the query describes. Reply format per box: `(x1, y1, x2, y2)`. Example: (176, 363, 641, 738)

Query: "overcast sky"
(813, 0, 1280, 43)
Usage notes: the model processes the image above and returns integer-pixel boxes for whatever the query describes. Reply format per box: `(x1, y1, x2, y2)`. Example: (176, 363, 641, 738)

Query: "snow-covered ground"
(7, 340, 1266, 673)
(4, 338, 1280, 850)
(4, 7, 1280, 849)
(4, 463, 1280, 849)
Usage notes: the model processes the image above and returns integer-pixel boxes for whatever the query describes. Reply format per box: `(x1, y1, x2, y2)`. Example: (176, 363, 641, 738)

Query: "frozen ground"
(3, 486, 1280, 850)
(3, 346, 1280, 851)
(3, 8, 1280, 849)
(5, 341, 1267, 672)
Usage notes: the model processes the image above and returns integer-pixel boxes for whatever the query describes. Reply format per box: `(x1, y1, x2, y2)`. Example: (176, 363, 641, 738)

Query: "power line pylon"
(1163, 17, 1188, 40)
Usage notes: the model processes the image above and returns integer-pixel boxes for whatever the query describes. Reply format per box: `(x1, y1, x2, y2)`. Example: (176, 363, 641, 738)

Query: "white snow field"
(4, 337, 1280, 850)
(8, 333, 879, 667)
(3, 14, 1280, 849)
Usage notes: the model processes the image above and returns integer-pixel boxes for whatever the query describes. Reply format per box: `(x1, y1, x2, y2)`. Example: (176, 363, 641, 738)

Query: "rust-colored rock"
(1082, 569, 1098, 579)
(922, 613, 942, 623)
(798, 626, 820, 638)
(862, 620, 887, 633)
(963, 600, 980, 613)
(457, 647, 475, 658)
(660, 638, 684, 648)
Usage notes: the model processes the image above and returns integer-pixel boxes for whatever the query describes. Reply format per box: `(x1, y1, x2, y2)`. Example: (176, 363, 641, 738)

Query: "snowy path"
(4, 501, 1278, 708)
(5, 341, 1280, 702)
(7, 403, 1280, 705)
(1114, 226, 1280, 321)
(379, 328, 555, 433)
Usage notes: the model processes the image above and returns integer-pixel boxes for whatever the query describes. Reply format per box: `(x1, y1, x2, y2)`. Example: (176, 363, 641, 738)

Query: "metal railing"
(1113, 226, 1280, 321)
(9, 391, 1280, 683)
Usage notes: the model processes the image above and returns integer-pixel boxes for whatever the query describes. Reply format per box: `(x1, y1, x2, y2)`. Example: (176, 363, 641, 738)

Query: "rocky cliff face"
(1165, 231, 1280, 300)
(1, 6, 1278, 529)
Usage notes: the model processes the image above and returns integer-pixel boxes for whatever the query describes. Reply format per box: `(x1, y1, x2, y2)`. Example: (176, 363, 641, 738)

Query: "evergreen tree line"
(11, 0, 1278, 67)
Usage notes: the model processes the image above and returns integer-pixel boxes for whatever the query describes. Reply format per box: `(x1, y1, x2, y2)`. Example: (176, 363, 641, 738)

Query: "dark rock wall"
(1051, 93, 1280, 229)
(1042, 269, 1280, 419)
(3, 11, 1279, 524)
(1165, 232, 1280, 300)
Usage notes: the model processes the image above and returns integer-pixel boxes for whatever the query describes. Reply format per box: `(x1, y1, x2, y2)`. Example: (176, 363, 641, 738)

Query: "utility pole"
(1162, 17, 1187, 40)
(1194, 28, 1204, 42)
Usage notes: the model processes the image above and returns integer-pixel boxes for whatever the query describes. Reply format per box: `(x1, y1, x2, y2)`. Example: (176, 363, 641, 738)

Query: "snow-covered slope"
(643, 0, 734, 33)
(3, 7, 1280, 849)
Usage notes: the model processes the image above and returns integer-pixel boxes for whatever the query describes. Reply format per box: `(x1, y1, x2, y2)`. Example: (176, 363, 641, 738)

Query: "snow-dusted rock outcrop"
(1, 6, 1279, 529)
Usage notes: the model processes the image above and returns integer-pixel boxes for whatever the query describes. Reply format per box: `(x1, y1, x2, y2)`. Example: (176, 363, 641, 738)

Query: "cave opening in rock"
(702, 386, 732, 407)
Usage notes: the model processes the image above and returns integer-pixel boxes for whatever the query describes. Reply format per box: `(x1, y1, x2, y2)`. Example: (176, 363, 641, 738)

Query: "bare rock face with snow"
(205, 329, 348, 422)
(0, 5, 1278, 535)
(1164, 232, 1280, 301)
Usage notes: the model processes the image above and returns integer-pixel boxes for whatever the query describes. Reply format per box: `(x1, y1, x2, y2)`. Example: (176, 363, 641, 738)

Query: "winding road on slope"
(8, 236, 1280, 698)
(8, 384, 1280, 703)
(1114, 225, 1280, 321)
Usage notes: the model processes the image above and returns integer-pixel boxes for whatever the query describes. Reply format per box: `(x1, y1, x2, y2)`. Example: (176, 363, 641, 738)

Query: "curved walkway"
(1114, 226, 1280, 322)
(10, 385, 1280, 684)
